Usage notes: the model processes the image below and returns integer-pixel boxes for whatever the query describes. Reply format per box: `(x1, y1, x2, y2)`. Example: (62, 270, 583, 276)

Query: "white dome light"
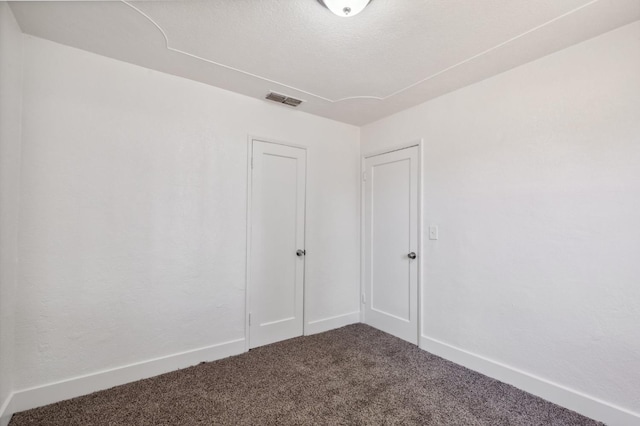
(318, 0, 372, 18)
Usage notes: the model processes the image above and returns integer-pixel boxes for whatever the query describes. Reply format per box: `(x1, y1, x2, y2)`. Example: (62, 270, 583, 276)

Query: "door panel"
(364, 146, 419, 344)
(249, 141, 306, 349)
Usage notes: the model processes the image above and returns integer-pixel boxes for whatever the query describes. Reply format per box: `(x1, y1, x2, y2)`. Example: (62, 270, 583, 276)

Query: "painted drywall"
(361, 21, 640, 423)
(0, 2, 23, 422)
(15, 35, 360, 394)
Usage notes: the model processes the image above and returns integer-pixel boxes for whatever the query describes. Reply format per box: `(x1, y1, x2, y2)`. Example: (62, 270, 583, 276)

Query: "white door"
(364, 146, 419, 344)
(249, 140, 306, 349)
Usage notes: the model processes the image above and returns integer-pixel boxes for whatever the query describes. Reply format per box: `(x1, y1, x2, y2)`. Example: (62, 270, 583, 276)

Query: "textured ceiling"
(9, 0, 640, 125)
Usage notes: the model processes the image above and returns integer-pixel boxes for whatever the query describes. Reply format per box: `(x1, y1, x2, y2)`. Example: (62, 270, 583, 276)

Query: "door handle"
(408, 252, 417, 259)
(296, 249, 306, 257)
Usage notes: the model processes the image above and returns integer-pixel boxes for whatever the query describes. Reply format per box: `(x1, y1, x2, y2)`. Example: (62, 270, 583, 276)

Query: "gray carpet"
(10, 324, 601, 425)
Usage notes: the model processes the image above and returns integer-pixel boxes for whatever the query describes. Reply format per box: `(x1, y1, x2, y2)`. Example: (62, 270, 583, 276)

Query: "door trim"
(245, 135, 308, 351)
(363, 140, 423, 159)
(360, 139, 424, 344)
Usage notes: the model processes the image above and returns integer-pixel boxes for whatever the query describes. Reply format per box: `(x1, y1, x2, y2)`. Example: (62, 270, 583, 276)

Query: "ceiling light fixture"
(317, 0, 372, 18)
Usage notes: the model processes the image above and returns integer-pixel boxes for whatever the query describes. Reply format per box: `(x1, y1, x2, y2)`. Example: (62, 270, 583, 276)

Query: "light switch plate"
(429, 226, 438, 240)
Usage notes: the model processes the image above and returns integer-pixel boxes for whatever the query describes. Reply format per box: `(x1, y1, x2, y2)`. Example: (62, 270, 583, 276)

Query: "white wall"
(7, 11, 639, 425)
(362, 21, 640, 424)
(0, 2, 23, 423)
(14, 35, 360, 397)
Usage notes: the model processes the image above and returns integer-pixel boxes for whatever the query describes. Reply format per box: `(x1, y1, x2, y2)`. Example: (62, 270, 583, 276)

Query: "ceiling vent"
(265, 92, 303, 107)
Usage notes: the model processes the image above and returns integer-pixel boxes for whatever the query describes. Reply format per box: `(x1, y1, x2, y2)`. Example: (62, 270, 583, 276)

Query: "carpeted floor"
(10, 324, 601, 425)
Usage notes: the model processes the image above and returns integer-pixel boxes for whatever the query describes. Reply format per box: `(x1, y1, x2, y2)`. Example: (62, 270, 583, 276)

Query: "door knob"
(408, 252, 417, 259)
(296, 249, 306, 257)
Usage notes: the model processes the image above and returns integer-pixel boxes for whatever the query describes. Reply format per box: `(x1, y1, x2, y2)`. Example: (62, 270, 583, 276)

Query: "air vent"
(283, 97, 302, 107)
(265, 92, 287, 103)
(265, 92, 304, 108)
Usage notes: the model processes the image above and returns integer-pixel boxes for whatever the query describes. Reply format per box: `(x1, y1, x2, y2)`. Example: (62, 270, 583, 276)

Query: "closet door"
(364, 146, 419, 344)
(249, 140, 306, 348)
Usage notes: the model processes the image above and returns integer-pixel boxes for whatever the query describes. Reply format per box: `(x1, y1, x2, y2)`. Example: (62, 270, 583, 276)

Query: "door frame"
(245, 135, 308, 351)
(360, 139, 424, 344)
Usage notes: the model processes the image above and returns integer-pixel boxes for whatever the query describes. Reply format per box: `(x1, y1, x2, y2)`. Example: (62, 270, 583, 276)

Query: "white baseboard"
(420, 335, 640, 426)
(305, 311, 360, 336)
(8, 327, 633, 425)
(8, 338, 246, 417)
(0, 394, 13, 426)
